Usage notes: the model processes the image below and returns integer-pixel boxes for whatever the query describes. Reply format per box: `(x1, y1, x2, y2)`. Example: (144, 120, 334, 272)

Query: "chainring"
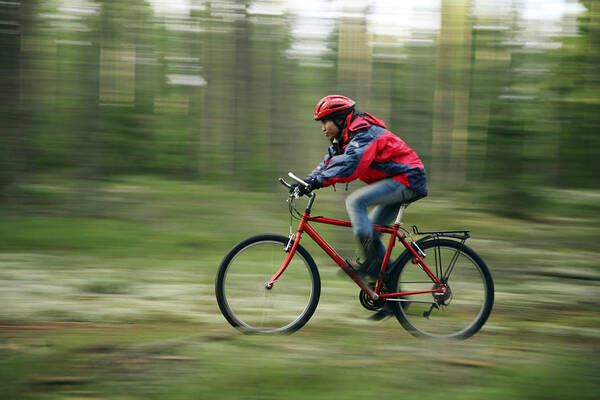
(359, 284, 386, 311)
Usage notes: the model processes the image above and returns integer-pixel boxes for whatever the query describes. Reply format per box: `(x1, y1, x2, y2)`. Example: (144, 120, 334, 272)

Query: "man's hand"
(289, 178, 319, 197)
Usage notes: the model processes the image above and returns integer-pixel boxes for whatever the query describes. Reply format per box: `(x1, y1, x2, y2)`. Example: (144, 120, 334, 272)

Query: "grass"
(0, 175, 599, 399)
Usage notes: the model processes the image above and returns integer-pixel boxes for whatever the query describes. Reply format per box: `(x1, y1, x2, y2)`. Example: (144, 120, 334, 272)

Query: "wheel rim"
(221, 240, 316, 333)
(394, 244, 490, 338)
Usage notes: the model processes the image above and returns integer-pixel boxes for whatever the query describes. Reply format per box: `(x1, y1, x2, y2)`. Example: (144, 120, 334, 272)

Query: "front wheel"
(215, 234, 321, 334)
(389, 238, 494, 339)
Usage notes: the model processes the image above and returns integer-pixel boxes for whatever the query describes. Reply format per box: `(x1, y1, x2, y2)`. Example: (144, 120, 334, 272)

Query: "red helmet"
(314, 95, 355, 121)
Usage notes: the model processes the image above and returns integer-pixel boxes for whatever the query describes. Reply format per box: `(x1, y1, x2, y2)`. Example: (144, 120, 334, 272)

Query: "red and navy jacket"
(306, 111, 428, 196)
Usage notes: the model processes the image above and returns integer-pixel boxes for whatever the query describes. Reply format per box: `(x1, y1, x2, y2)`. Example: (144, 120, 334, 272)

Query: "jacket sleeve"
(309, 133, 378, 187)
(305, 146, 335, 184)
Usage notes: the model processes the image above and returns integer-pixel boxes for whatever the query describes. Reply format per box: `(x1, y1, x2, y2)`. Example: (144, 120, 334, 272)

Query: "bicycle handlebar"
(287, 172, 309, 187)
(279, 172, 315, 200)
(279, 172, 310, 189)
(278, 177, 291, 189)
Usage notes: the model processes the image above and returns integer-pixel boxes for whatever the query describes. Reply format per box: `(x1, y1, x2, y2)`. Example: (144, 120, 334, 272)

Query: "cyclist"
(291, 95, 428, 284)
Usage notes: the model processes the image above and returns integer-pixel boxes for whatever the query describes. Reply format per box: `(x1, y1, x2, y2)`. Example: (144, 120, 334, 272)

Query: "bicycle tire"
(389, 238, 494, 339)
(215, 234, 321, 334)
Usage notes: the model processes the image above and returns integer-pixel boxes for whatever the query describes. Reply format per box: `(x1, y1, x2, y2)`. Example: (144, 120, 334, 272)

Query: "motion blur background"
(1, 0, 599, 399)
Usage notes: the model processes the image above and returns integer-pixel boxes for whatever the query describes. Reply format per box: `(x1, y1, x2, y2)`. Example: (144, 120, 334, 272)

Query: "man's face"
(321, 119, 340, 141)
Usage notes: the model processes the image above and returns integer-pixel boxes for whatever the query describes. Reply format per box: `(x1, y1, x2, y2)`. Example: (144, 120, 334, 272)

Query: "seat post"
(394, 204, 407, 225)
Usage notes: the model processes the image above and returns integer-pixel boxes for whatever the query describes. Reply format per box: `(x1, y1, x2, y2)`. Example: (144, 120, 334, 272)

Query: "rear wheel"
(215, 234, 320, 334)
(389, 239, 494, 339)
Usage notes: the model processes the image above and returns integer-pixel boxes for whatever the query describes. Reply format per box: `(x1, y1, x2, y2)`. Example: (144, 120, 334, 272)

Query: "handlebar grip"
(287, 172, 309, 187)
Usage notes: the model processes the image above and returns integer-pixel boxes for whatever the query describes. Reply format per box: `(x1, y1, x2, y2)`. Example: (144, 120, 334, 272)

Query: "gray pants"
(345, 178, 421, 259)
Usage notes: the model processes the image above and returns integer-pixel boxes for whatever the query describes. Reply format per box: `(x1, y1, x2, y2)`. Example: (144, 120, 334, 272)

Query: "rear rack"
(412, 225, 470, 240)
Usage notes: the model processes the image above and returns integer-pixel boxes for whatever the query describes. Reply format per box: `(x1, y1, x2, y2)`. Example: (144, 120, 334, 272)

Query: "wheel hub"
(433, 282, 452, 305)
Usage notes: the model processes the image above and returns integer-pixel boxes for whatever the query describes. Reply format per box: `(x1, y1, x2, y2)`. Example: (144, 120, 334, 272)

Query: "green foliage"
(0, 176, 598, 399)
(1, 1, 599, 217)
(81, 280, 132, 294)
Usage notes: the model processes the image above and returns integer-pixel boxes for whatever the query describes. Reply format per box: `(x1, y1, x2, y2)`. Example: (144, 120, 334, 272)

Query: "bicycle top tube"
(280, 174, 405, 235)
(307, 215, 398, 234)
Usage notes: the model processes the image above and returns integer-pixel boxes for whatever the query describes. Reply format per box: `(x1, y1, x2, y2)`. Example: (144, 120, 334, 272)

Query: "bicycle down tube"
(267, 211, 447, 302)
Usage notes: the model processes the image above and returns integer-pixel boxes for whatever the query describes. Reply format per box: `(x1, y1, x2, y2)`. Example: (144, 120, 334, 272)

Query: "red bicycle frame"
(267, 206, 448, 302)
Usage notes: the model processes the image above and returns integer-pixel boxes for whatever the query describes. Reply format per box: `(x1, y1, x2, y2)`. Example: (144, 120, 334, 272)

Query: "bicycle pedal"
(369, 305, 393, 321)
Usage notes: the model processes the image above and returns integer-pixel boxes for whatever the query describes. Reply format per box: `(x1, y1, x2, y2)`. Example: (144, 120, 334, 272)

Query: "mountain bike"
(215, 173, 494, 339)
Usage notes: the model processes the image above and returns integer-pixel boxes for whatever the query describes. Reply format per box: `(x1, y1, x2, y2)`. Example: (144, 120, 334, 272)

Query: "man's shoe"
(356, 235, 382, 279)
(338, 258, 380, 280)
(369, 304, 393, 321)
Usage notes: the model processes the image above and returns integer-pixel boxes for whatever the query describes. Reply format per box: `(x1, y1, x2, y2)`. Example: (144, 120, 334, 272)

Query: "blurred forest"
(1, 0, 598, 218)
(1, 2, 600, 399)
